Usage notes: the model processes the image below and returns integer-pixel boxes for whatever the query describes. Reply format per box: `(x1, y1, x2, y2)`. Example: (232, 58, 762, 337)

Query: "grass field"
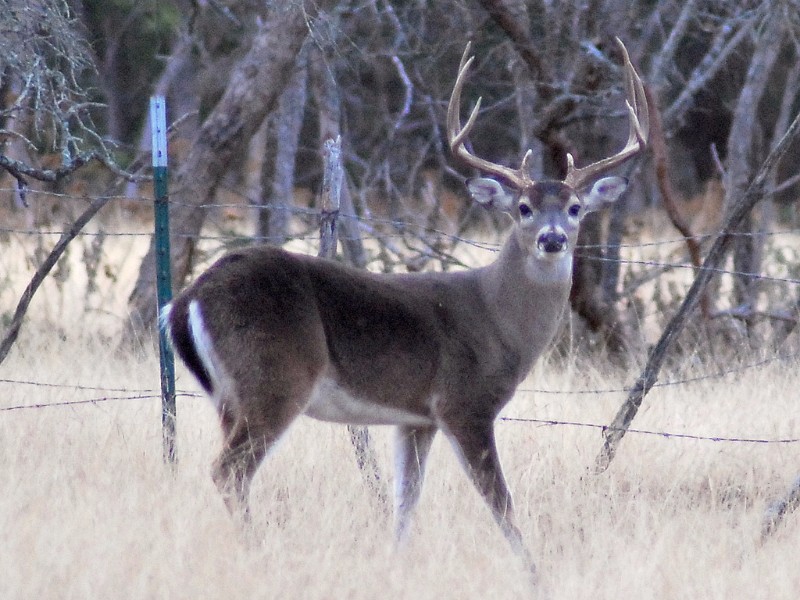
(2, 231, 799, 599)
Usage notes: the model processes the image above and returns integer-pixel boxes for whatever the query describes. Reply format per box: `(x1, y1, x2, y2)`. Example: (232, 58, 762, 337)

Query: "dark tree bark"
(723, 8, 785, 314)
(258, 46, 309, 245)
(309, 44, 367, 268)
(124, 1, 337, 346)
(477, 0, 549, 82)
(570, 214, 630, 355)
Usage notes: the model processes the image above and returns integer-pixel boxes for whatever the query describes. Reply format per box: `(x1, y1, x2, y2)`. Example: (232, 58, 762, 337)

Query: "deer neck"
(478, 232, 573, 363)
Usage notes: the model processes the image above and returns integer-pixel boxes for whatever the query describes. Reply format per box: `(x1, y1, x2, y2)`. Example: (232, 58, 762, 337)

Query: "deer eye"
(568, 204, 581, 218)
(519, 203, 532, 218)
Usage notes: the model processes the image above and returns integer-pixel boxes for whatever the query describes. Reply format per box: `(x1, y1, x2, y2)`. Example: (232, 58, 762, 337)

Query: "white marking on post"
(150, 96, 168, 168)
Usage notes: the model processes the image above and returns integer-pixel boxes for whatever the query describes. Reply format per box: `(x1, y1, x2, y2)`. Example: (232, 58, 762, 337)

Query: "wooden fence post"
(318, 136, 387, 506)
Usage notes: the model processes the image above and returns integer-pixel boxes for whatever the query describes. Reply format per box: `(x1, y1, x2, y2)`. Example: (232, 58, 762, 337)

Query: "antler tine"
(447, 43, 530, 188)
(564, 38, 649, 190)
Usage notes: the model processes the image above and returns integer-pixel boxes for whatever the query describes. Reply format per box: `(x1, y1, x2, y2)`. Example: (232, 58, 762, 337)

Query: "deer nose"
(537, 230, 568, 254)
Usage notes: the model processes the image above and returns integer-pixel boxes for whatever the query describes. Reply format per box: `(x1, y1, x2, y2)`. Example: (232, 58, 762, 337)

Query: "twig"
(762, 475, 800, 539)
(391, 55, 413, 133)
(0, 150, 141, 184)
(662, 17, 754, 133)
(0, 193, 114, 366)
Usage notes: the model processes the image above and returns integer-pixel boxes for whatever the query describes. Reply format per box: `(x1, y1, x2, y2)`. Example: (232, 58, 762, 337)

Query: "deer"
(161, 38, 648, 578)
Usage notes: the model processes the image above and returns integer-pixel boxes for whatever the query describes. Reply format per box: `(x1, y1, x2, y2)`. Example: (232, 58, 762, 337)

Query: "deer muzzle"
(536, 228, 568, 256)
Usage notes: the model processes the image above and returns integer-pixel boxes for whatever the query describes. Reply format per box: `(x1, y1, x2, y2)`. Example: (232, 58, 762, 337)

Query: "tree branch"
(645, 85, 708, 318)
(0, 193, 114, 366)
(0, 150, 140, 184)
(594, 108, 800, 474)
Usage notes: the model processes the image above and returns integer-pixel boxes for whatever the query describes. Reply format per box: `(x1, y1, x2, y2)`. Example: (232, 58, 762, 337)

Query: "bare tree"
(257, 45, 309, 245)
(723, 5, 786, 318)
(0, 0, 127, 193)
(7, 1, 800, 368)
(0, 0, 139, 364)
(596, 108, 800, 472)
(124, 0, 338, 345)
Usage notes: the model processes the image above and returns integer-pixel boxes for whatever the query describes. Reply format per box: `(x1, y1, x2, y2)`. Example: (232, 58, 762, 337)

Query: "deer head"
(447, 38, 648, 277)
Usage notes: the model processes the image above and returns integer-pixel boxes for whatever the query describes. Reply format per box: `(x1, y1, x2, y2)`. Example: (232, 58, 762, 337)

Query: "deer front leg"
(393, 425, 437, 544)
(443, 418, 536, 579)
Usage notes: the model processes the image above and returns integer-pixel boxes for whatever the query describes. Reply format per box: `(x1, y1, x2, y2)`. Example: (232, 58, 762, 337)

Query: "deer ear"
(466, 177, 517, 212)
(582, 176, 628, 213)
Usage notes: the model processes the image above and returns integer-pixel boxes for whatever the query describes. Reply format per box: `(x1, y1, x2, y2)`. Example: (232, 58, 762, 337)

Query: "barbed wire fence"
(2, 163, 800, 533)
(3, 374, 800, 447)
(2, 182, 800, 421)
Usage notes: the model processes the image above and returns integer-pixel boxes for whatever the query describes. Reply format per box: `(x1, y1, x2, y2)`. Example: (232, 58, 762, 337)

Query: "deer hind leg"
(393, 425, 437, 544)
(212, 418, 270, 517)
(212, 382, 315, 518)
(443, 419, 536, 579)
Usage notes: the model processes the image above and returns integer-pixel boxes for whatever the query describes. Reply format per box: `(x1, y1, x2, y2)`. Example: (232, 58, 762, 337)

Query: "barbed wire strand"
(1, 389, 796, 446)
(6, 184, 800, 243)
(2, 185, 799, 250)
(0, 377, 156, 393)
(519, 350, 800, 396)
(3, 344, 797, 401)
(4, 224, 800, 286)
(498, 416, 800, 444)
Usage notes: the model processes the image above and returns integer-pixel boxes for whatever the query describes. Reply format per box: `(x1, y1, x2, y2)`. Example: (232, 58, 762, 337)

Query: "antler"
(563, 38, 649, 190)
(447, 42, 533, 189)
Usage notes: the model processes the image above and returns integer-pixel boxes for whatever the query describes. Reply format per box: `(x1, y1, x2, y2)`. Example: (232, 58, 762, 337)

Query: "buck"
(162, 39, 648, 576)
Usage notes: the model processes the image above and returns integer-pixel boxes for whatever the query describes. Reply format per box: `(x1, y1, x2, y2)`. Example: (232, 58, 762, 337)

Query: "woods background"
(3, 4, 800, 593)
(2, 0, 800, 362)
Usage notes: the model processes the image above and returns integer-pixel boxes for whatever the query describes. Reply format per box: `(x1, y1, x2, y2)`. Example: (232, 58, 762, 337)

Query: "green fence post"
(151, 96, 176, 464)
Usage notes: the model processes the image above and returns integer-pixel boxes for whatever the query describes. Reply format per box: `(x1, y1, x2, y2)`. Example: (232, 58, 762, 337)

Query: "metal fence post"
(151, 95, 176, 464)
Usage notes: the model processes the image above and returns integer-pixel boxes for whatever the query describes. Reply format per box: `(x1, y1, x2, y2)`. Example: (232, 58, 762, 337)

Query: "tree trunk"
(123, 1, 336, 347)
(723, 8, 784, 313)
(309, 44, 367, 268)
(258, 46, 308, 244)
(570, 213, 629, 355)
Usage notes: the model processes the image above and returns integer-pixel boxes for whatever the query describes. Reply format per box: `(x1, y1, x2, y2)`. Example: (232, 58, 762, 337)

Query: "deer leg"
(393, 425, 437, 544)
(218, 401, 236, 439)
(444, 419, 536, 578)
(212, 419, 271, 517)
(212, 385, 312, 518)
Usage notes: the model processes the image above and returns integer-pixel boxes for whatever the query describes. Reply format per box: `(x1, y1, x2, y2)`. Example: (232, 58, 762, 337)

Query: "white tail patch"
(187, 300, 235, 411)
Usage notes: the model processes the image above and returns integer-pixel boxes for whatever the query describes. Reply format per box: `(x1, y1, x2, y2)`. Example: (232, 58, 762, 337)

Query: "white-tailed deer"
(162, 38, 648, 577)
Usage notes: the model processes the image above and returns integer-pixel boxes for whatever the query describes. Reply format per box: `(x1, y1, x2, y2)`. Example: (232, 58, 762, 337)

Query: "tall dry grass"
(1, 230, 799, 599)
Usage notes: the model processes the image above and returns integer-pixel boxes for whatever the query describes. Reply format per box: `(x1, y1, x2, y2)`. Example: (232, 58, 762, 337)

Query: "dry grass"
(2, 231, 799, 599)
